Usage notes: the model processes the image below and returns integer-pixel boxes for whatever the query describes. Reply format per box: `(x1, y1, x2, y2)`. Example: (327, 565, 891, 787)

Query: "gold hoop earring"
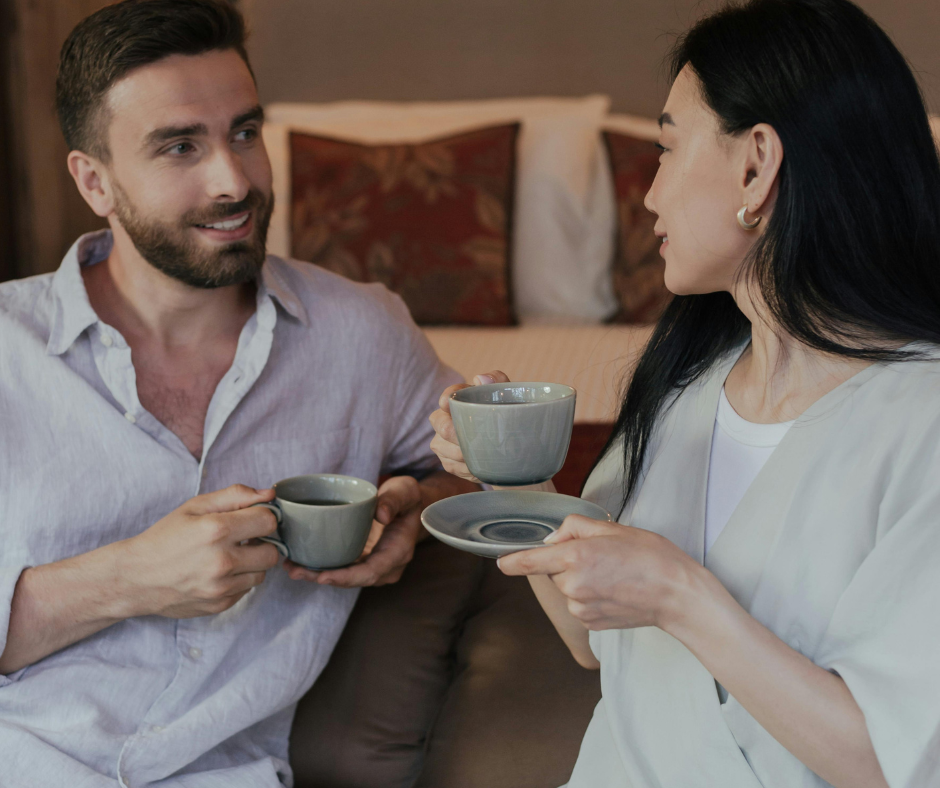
(737, 205, 762, 230)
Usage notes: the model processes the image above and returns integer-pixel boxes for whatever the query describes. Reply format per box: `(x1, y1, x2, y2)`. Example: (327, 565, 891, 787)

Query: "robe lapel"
(705, 358, 890, 611)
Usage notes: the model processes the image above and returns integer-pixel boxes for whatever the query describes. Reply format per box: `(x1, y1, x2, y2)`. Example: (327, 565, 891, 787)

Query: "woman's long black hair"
(591, 0, 940, 508)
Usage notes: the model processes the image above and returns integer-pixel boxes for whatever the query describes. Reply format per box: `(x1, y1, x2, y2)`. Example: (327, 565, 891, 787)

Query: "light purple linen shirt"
(0, 230, 460, 788)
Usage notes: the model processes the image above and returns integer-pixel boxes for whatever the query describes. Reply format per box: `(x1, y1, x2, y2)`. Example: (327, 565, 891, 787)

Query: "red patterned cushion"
(289, 125, 520, 325)
(602, 131, 673, 324)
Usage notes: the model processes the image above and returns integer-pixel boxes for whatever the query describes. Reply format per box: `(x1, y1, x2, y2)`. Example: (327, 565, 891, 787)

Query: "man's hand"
(284, 475, 424, 587)
(118, 484, 282, 618)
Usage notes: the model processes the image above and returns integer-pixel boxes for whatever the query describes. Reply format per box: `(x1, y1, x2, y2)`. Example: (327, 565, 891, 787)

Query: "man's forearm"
(0, 543, 134, 674)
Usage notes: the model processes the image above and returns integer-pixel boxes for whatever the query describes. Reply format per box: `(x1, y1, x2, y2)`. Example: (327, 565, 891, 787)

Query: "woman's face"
(645, 66, 766, 296)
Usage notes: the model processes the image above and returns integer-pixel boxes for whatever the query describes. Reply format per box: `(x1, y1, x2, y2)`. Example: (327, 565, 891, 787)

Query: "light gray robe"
(566, 344, 940, 788)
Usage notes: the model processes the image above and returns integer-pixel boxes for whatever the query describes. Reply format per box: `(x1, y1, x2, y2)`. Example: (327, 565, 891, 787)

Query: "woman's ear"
(740, 122, 784, 215)
(67, 151, 115, 219)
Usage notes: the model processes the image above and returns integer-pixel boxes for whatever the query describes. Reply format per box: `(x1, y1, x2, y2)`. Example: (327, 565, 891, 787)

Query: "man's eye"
(234, 128, 257, 142)
(168, 142, 193, 156)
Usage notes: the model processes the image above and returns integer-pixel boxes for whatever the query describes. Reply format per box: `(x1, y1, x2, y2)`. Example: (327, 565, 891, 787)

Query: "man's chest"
(135, 365, 222, 458)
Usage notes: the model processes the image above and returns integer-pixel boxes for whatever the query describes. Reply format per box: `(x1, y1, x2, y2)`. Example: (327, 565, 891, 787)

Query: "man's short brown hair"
(56, 0, 253, 160)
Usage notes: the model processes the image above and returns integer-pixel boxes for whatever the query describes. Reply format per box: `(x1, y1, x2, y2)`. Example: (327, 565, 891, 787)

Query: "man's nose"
(205, 146, 251, 203)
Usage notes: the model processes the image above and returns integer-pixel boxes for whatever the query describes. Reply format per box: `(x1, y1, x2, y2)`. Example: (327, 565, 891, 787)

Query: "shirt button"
(100, 333, 113, 347)
(188, 646, 202, 660)
(124, 412, 137, 424)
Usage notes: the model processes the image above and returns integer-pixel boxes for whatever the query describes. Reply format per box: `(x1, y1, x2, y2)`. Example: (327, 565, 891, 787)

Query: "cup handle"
(251, 502, 290, 559)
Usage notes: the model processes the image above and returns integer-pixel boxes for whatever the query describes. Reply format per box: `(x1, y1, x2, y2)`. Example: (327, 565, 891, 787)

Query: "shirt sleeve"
(380, 300, 463, 478)
(816, 480, 940, 788)
(0, 564, 28, 686)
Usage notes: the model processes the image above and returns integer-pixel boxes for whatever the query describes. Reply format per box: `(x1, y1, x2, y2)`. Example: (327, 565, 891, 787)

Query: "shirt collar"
(260, 256, 309, 326)
(46, 230, 308, 356)
(47, 230, 112, 356)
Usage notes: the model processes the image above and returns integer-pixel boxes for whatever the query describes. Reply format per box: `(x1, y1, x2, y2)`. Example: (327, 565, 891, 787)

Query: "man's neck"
(83, 227, 256, 352)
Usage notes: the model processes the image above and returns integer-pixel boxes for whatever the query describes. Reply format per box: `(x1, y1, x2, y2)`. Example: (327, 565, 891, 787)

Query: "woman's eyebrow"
(658, 112, 676, 129)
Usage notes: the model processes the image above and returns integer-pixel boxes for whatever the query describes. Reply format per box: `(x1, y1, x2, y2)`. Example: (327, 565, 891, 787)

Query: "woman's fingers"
(428, 408, 459, 445)
(472, 370, 511, 385)
(438, 382, 471, 413)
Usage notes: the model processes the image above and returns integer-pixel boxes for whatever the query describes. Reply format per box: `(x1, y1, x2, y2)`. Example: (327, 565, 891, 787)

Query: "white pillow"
(263, 97, 617, 324)
(603, 112, 661, 142)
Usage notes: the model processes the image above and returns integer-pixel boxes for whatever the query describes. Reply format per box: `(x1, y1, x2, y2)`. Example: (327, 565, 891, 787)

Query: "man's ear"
(740, 122, 783, 215)
(67, 151, 115, 219)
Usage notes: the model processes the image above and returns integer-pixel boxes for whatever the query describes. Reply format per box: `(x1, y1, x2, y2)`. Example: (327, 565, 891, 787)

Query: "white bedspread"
(423, 324, 653, 423)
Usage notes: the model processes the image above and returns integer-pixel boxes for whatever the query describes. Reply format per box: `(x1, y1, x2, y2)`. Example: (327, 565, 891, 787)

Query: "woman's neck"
(724, 289, 873, 424)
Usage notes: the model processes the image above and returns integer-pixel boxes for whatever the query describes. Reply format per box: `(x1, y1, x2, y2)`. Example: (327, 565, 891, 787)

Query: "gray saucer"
(421, 490, 612, 559)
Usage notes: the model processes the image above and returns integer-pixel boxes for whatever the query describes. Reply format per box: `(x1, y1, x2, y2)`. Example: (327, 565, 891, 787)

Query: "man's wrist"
(98, 538, 151, 620)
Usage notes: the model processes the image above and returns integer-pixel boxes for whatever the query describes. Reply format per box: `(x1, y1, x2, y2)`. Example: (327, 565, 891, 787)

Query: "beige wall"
(245, 0, 940, 118)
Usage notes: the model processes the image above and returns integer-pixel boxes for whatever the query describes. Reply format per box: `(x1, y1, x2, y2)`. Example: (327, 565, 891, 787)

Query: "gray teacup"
(449, 382, 576, 486)
(253, 474, 377, 570)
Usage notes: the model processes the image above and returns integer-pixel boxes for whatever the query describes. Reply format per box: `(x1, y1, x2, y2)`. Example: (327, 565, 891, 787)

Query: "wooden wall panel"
(7, 0, 110, 279)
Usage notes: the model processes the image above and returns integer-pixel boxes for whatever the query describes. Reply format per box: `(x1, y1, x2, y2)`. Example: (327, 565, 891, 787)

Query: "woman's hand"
(497, 514, 703, 632)
(428, 370, 510, 483)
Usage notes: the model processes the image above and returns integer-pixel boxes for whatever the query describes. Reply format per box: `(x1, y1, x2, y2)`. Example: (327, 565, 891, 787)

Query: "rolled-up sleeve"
(381, 295, 462, 478)
(0, 564, 28, 686)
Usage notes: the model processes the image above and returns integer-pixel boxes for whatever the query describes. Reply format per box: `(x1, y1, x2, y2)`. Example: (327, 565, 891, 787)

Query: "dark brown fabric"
(553, 423, 615, 497)
(290, 538, 486, 788)
(415, 561, 601, 788)
(289, 124, 520, 326)
(602, 130, 673, 324)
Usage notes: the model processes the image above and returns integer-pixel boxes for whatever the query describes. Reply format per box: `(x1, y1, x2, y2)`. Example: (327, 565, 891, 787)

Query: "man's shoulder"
(265, 255, 415, 333)
(0, 272, 57, 332)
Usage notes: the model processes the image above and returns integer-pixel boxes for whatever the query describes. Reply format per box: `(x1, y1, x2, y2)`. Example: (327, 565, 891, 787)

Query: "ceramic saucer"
(421, 490, 612, 559)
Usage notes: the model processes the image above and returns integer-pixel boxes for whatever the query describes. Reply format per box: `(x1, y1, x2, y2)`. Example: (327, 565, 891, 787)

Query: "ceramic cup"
(253, 474, 378, 570)
(449, 382, 576, 486)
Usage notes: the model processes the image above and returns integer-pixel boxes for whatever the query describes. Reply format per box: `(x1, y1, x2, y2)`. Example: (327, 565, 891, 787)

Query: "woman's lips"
(194, 211, 254, 243)
(658, 237, 669, 257)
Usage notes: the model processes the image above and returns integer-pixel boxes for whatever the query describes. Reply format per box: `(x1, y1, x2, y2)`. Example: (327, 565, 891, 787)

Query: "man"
(0, 1, 476, 785)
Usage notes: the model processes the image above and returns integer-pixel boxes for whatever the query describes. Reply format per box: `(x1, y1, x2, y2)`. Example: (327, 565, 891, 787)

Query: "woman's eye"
(654, 142, 668, 153)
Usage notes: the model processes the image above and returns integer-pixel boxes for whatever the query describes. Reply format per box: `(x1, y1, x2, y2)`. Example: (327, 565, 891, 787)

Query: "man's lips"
(193, 211, 253, 242)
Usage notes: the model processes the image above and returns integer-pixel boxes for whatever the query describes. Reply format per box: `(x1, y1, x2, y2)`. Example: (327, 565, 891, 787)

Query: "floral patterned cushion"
(602, 130, 673, 324)
(289, 124, 520, 325)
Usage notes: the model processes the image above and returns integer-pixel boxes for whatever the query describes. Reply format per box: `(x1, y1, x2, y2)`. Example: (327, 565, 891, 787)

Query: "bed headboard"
(242, 0, 939, 119)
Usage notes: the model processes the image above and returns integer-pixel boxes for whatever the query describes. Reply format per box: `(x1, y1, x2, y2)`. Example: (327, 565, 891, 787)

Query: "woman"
(428, 1, 940, 786)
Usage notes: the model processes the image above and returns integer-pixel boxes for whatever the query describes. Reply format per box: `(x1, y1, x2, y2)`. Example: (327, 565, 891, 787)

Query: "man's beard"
(112, 183, 274, 289)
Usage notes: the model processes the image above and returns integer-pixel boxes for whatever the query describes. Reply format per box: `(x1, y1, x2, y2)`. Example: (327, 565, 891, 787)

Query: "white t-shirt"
(704, 387, 795, 554)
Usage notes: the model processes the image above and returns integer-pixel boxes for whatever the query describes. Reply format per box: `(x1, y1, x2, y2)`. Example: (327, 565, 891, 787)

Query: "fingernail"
(378, 507, 389, 521)
(543, 531, 559, 543)
(496, 557, 503, 569)
(475, 374, 495, 385)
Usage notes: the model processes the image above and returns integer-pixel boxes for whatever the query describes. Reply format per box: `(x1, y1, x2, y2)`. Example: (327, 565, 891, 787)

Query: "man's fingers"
(231, 542, 281, 574)
(190, 484, 275, 515)
(211, 505, 280, 544)
(497, 544, 572, 576)
(375, 476, 422, 525)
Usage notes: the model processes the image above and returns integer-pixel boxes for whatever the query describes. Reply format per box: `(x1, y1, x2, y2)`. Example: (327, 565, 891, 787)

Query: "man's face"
(102, 49, 273, 288)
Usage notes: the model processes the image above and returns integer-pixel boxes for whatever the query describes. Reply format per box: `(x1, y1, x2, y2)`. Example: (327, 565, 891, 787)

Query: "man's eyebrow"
(144, 122, 208, 148)
(231, 105, 264, 130)
(658, 112, 676, 129)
